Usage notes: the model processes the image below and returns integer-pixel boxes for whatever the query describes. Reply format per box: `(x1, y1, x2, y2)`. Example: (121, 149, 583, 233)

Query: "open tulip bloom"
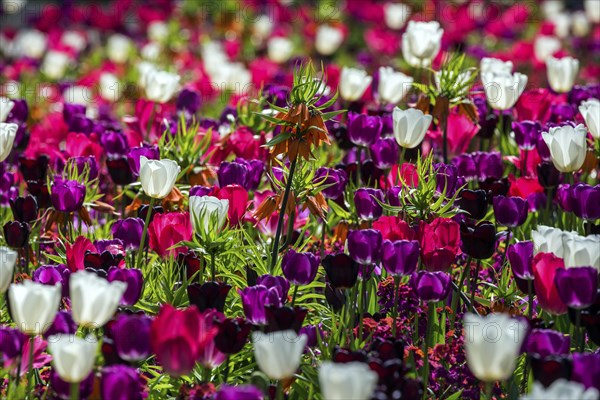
(2, 2, 600, 399)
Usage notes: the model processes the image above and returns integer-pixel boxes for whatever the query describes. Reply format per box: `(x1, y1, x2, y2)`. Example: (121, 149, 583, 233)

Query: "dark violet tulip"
(107, 267, 144, 306)
(572, 353, 600, 391)
(51, 371, 94, 400)
(387, 186, 401, 207)
(354, 188, 384, 220)
(460, 220, 496, 260)
(101, 130, 129, 156)
(107, 156, 135, 186)
(493, 195, 528, 227)
(256, 274, 290, 304)
(530, 354, 571, 388)
(215, 385, 264, 400)
(381, 240, 420, 276)
(51, 179, 86, 213)
(0, 327, 27, 360)
(524, 329, 570, 358)
(177, 251, 203, 280)
(281, 249, 320, 286)
(507, 241, 534, 280)
(3, 221, 29, 248)
(19, 155, 49, 182)
(411, 271, 451, 302)
(127, 145, 160, 175)
(322, 253, 359, 289)
(435, 163, 458, 196)
(314, 167, 348, 200)
(347, 229, 382, 265)
(324, 284, 346, 311)
(473, 151, 504, 181)
(102, 365, 143, 400)
(458, 189, 488, 220)
(214, 317, 252, 355)
(452, 153, 477, 180)
(176, 88, 201, 115)
(9, 195, 38, 223)
(265, 305, 308, 333)
(112, 313, 152, 362)
(243, 159, 265, 191)
(33, 264, 70, 296)
(556, 184, 572, 212)
(112, 218, 144, 250)
(479, 177, 510, 201)
(44, 311, 77, 338)
(67, 156, 99, 180)
(187, 281, 232, 312)
(347, 112, 383, 147)
(218, 160, 248, 188)
(569, 184, 600, 221)
(300, 324, 324, 348)
(512, 120, 541, 150)
(370, 137, 399, 169)
(554, 267, 598, 309)
(238, 285, 281, 325)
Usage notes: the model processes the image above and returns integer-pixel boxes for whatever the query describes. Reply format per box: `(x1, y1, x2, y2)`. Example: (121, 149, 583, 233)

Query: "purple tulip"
(33, 264, 70, 296)
(322, 253, 359, 289)
(381, 240, 420, 276)
(66, 156, 99, 180)
(101, 365, 143, 400)
(554, 267, 598, 309)
(347, 112, 382, 147)
(411, 271, 451, 302)
(112, 218, 144, 250)
(537, 161, 561, 189)
(572, 353, 600, 391)
(556, 184, 572, 212)
(281, 249, 320, 286)
(215, 385, 264, 400)
(51, 370, 94, 400)
(51, 178, 86, 213)
(107, 267, 144, 306)
(474, 151, 504, 181)
(435, 163, 459, 196)
(44, 311, 77, 338)
(525, 329, 570, 358)
(314, 167, 348, 199)
(354, 188, 384, 220)
(176, 88, 201, 115)
(512, 120, 541, 150)
(507, 241, 534, 280)
(299, 324, 324, 348)
(452, 153, 477, 180)
(238, 285, 281, 325)
(347, 229, 382, 265)
(0, 327, 27, 360)
(101, 130, 129, 156)
(256, 274, 290, 304)
(218, 160, 248, 188)
(370, 137, 399, 169)
(493, 195, 528, 227)
(569, 184, 600, 220)
(187, 281, 232, 312)
(458, 189, 488, 220)
(387, 186, 401, 207)
(189, 185, 212, 197)
(127, 145, 160, 175)
(111, 314, 152, 362)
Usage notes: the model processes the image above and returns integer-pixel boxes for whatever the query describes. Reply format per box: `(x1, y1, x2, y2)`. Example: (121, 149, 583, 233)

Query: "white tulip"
(546, 56, 579, 93)
(254, 15, 274, 42)
(252, 330, 307, 380)
(550, 13, 572, 39)
(189, 195, 229, 237)
(572, 12, 591, 37)
(0, 246, 17, 293)
(319, 361, 378, 400)
(144, 69, 180, 103)
(585, 0, 600, 23)
(0, 96, 14, 122)
(267, 37, 294, 64)
(137, 62, 157, 88)
(532, 225, 569, 258)
(339, 67, 372, 102)
(13, 29, 47, 59)
(464, 313, 527, 382)
(8, 280, 61, 335)
(99, 73, 121, 102)
(0, 122, 18, 162)
(63, 86, 93, 106)
(2, 0, 26, 14)
(480, 57, 513, 75)
(393, 107, 432, 149)
(521, 379, 599, 400)
(61, 31, 86, 52)
(48, 334, 97, 383)
(481, 71, 528, 110)
(579, 98, 599, 139)
(563, 234, 600, 270)
(70, 270, 126, 328)
(377, 66, 413, 105)
(139, 156, 181, 199)
(315, 25, 344, 56)
(402, 21, 443, 67)
(41, 51, 71, 80)
(106, 34, 132, 64)
(383, 3, 411, 30)
(206, 62, 252, 93)
(541, 124, 588, 173)
(541, 1, 564, 20)
(141, 42, 161, 61)
(534, 35, 561, 63)
(148, 21, 169, 43)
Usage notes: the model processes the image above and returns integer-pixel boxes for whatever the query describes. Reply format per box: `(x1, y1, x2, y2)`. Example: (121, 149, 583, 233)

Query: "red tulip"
(65, 236, 97, 272)
(532, 252, 568, 315)
(218, 185, 248, 227)
(372, 216, 416, 242)
(148, 212, 193, 258)
(418, 217, 460, 272)
(150, 304, 218, 376)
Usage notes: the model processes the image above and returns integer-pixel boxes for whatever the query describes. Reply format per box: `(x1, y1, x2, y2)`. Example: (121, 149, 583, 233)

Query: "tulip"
(572, 353, 600, 391)
(463, 313, 527, 382)
(239, 285, 281, 325)
(383, 2, 410, 30)
(568, 183, 600, 220)
(0, 97, 15, 122)
(0, 122, 18, 162)
(411, 271, 451, 302)
(314, 168, 347, 200)
(347, 229, 382, 265)
(546, 56, 579, 93)
(101, 365, 142, 400)
(402, 21, 443, 67)
(0, 327, 27, 360)
(315, 25, 344, 55)
(541, 124, 588, 173)
(139, 156, 180, 199)
(70, 270, 127, 328)
(51, 179, 86, 213)
(458, 189, 488, 220)
(214, 317, 252, 355)
(48, 334, 97, 383)
(325, 284, 346, 312)
(579, 98, 599, 139)
(532, 252, 568, 315)
(419, 217, 460, 271)
(265, 305, 308, 333)
(563, 233, 600, 269)
(267, 36, 293, 64)
(189, 195, 229, 237)
(537, 161, 561, 189)
(508, 241, 535, 280)
(3, 221, 29, 248)
(522, 379, 599, 400)
(481, 71, 528, 110)
(9, 280, 61, 335)
(480, 57, 513, 75)
(148, 212, 193, 258)
(524, 329, 570, 358)
(530, 354, 571, 388)
(10, 195, 38, 223)
(215, 385, 264, 400)
(111, 313, 152, 362)
(381, 240, 419, 276)
(99, 72, 121, 102)
(370, 137, 400, 170)
(319, 361, 378, 400)
(555, 267, 598, 309)
(377, 66, 413, 104)
(339, 67, 372, 102)
(281, 249, 320, 286)
(187, 281, 232, 312)
(347, 113, 383, 147)
(107, 267, 143, 306)
(512, 120, 541, 150)
(0, 246, 17, 293)
(460, 220, 497, 260)
(256, 274, 290, 303)
(252, 330, 307, 380)
(322, 253, 359, 289)
(111, 218, 144, 250)
(392, 107, 433, 149)
(353, 188, 384, 220)
(107, 34, 131, 63)
(531, 225, 568, 258)
(127, 146, 160, 175)
(493, 195, 528, 227)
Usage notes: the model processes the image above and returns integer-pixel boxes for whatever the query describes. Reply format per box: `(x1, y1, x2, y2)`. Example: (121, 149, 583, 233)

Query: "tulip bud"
(70, 270, 127, 328)
(546, 56, 579, 93)
(315, 25, 344, 56)
(214, 317, 252, 355)
(189, 195, 229, 237)
(411, 271, 451, 302)
(139, 156, 180, 199)
(0, 246, 17, 293)
(508, 241, 534, 280)
(107, 267, 143, 306)
(481, 71, 528, 110)
(377, 66, 413, 105)
(9, 280, 61, 335)
(347, 113, 383, 147)
(402, 21, 443, 67)
(281, 250, 320, 286)
(319, 361, 378, 400)
(51, 179, 86, 213)
(339, 67, 372, 102)
(252, 330, 307, 380)
(347, 229, 382, 265)
(381, 240, 420, 276)
(9, 195, 38, 223)
(111, 314, 152, 362)
(493, 195, 529, 227)
(537, 161, 561, 188)
(265, 305, 308, 333)
(370, 137, 400, 169)
(323, 253, 359, 289)
(392, 107, 433, 149)
(48, 334, 97, 383)
(458, 189, 489, 220)
(0, 97, 15, 122)
(541, 124, 588, 173)
(579, 98, 599, 139)
(187, 281, 232, 312)
(101, 365, 142, 400)
(3, 221, 29, 248)
(460, 220, 497, 260)
(555, 267, 598, 310)
(353, 188, 384, 220)
(0, 122, 18, 162)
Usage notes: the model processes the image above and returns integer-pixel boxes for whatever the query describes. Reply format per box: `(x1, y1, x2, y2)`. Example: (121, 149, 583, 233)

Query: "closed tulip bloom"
(381, 240, 420, 276)
(464, 313, 527, 382)
(563, 233, 600, 269)
(107, 267, 143, 306)
(189, 195, 229, 237)
(3, 221, 29, 248)
(460, 221, 497, 260)
(579, 98, 599, 139)
(541, 124, 588, 173)
(148, 212, 193, 258)
(267, 37, 293, 64)
(187, 282, 232, 312)
(319, 361, 378, 400)
(215, 385, 264, 400)
(508, 241, 535, 280)
(512, 120, 541, 150)
(282, 249, 320, 286)
(546, 56, 579, 93)
(9, 280, 61, 335)
(48, 334, 97, 383)
(339, 67, 372, 102)
(347, 229, 382, 265)
(481, 71, 528, 110)
(102, 365, 142, 400)
(555, 267, 598, 309)
(314, 168, 347, 200)
(370, 137, 399, 169)
(252, 330, 307, 380)
(419, 217, 461, 271)
(531, 225, 569, 258)
(532, 252, 568, 315)
(493, 195, 528, 227)
(139, 156, 180, 199)
(480, 57, 513, 75)
(0, 97, 15, 122)
(322, 253, 359, 289)
(0, 246, 17, 293)
(402, 21, 443, 67)
(393, 107, 433, 149)
(458, 189, 488, 220)
(214, 317, 252, 355)
(347, 113, 383, 147)
(51, 179, 86, 213)
(70, 270, 127, 328)
(353, 188, 384, 220)
(524, 329, 570, 358)
(0, 122, 18, 162)
(111, 218, 144, 250)
(411, 271, 451, 302)
(143, 69, 180, 103)
(521, 379, 599, 400)
(10, 195, 38, 223)
(568, 183, 600, 220)
(112, 313, 152, 362)
(377, 66, 413, 105)
(315, 25, 344, 56)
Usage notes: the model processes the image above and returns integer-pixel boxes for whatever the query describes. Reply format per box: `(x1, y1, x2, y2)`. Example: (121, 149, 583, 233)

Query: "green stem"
(70, 382, 79, 400)
(348, 284, 358, 349)
(499, 228, 511, 271)
(291, 285, 299, 307)
(275, 380, 284, 400)
(576, 309, 584, 352)
(358, 277, 367, 342)
(270, 158, 298, 273)
(470, 259, 481, 313)
(210, 251, 216, 282)
(421, 304, 436, 400)
(356, 147, 362, 186)
(25, 336, 35, 399)
(135, 197, 156, 271)
(399, 146, 406, 166)
(450, 257, 471, 329)
(146, 102, 156, 138)
(392, 275, 401, 337)
(484, 381, 494, 400)
(527, 279, 534, 321)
